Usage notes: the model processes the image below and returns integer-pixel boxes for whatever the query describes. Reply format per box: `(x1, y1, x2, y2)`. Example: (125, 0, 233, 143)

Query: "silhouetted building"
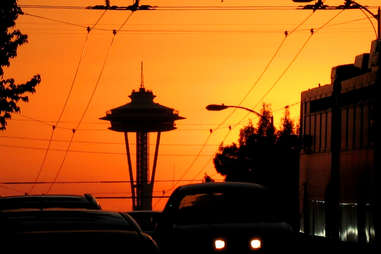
(100, 64, 184, 210)
(299, 40, 377, 245)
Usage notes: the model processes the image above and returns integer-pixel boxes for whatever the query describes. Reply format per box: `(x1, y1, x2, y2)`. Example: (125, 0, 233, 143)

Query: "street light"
(206, 104, 273, 125)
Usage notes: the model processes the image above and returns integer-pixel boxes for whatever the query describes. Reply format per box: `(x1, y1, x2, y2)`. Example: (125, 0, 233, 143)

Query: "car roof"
(0, 209, 139, 232)
(0, 194, 101, 210)
(174, 182, 267, 193)
(126, 210, 161, 215)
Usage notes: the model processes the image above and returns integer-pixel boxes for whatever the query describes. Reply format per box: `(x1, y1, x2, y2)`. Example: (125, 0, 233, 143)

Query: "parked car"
(154, 182, 294, 254)
(125, 210, 161, 235)
(0, 208, 159, 253)
(0, 194, 101, 210)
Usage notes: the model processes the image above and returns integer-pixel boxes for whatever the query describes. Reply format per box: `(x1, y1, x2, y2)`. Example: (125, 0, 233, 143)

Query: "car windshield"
(174, 189, 280, 225)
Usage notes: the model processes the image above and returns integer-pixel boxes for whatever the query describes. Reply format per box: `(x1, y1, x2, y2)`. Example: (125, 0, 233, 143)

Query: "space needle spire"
(100, 64, 185, 210)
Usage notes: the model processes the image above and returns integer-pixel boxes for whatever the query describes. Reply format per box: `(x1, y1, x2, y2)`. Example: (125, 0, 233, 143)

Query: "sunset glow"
(0, 0, 378, 211)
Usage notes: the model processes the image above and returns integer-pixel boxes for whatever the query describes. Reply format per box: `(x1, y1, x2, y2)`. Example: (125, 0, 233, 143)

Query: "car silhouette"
(154, 182, 294, 254)
(0, 208, 159, 253)
(0, 194, 101, 210)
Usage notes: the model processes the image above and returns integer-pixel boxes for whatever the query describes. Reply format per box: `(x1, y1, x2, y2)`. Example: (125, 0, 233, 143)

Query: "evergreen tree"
(278, 106, 295, 137)
(0, 0, 41, 130)
(213, 103, 300, 228)
(214, 103, 276, 184)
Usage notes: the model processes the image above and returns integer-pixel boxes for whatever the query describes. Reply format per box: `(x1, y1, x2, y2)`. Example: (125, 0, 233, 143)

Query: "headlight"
(213, 238, 226, 251)
(249, 237, 262, 250)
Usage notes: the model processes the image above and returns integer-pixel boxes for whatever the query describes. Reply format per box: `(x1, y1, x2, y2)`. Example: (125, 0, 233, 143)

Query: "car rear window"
(175, 190, 279, 224)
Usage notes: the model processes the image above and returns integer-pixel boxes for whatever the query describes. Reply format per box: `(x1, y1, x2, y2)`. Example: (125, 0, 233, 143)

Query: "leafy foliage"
(213, 104, 300, 228)
(0, 0, 41, 130)
(213, 104, 299, 187)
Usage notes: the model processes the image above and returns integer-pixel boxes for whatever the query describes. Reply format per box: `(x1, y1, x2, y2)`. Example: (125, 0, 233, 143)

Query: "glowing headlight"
(213, 239, 226, 250)
(249, 238, 262, 250)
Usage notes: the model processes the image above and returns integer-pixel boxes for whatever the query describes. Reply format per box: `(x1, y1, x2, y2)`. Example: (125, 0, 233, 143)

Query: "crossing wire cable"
(222, 8, 346, 145)
(158, 10, 317, 198)
(0, 135, 220, 147)
(164, 10, 317, 195)
(212, 10, 315, 133)
(23, 12, 87, 28)
(357, 7, 377, 38)
(45, 11, 135, 194)
(0, 144, 214, 157)
(252, 9, 346, 109)
(188, 9, 345, 186)
(29, 10, 108, 194)
(22, 10, 369, 35)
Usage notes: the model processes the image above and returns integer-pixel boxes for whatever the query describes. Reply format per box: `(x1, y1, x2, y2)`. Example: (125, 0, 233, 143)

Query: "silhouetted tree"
(0, 0, 41, 130)
(256, 103, 275, 138)
(278, 106, 294, 137)
(214, 103, 276, 184)
(213, 104, 301, 228)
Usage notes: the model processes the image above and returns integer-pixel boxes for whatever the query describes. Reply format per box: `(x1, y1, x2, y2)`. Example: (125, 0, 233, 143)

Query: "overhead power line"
(30, 9, 109, 194)
(1, 179, 212, 185)
(0, 135, 220, 146)
(227, 9, 347, 142)
(20, 4, 380, 11)
(0, 144, 214, 157)
(19, 4, 300, 11)
(45, 11, 135, 194)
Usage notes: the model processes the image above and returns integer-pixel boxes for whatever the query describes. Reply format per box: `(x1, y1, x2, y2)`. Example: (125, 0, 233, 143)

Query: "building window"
(340, 203, 358, 243)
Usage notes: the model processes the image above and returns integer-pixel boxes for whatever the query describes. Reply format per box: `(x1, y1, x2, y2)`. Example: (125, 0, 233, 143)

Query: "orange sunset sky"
(0, 0, 378, 210)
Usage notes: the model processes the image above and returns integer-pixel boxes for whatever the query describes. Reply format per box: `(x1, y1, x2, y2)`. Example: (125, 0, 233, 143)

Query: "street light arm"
(206, 104, 273, 124)
(224, 105, 265, 119)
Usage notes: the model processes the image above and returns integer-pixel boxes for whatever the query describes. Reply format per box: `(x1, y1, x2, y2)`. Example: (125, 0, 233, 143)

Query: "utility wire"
(45, 12, 135, 194)
(212, 10, 315, 133)
(0, 144, 213, 157)
(253, 9, 346, 109)
(357, 7, 377, 38)
(29, 10, 108, 194)
(19, 4, 301, 11)
(22, 11, 369, 35)
(23, 12, 87, 28)
(255, 34, 314, 110)
(228, 9, 346, 143)
(2, 179, 214, 185)
(159, 10, 317, 196)
(0, 135, 220, 146)
(20, 4, 380, 11)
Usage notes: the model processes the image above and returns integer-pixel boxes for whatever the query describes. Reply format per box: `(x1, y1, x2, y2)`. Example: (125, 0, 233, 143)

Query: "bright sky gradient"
(0, 0, 378, 210)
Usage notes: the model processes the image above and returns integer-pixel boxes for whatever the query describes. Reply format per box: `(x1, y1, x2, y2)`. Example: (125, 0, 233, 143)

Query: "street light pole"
(206, 104, 273, 125)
